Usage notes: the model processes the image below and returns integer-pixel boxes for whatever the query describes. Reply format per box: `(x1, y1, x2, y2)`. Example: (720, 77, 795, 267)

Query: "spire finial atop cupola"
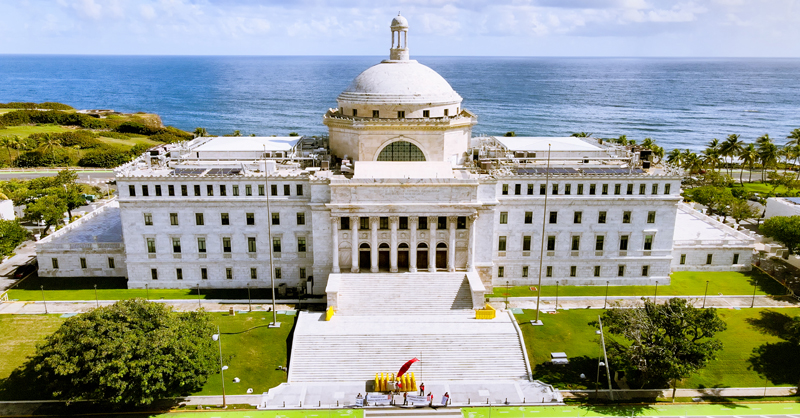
(389, 13, 409, 61)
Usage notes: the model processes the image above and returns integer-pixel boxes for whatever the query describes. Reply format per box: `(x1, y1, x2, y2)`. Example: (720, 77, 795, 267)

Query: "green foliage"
(148, 132, 184, 143)
(32, 299, 217, 406)
(25, 194, 67, 234)
(0, 110, 106, 129)
(14, 150, 74, 168)
(729, 198, 760, 223)
(288, 132, 300, 137)
(0, 102, 73, 110)
(504, 131, 516, 137)
(28, 131, 101, 149)
(77, 145, 134, 168)
(0, 220, 30, 258)
(600, 298, 726, 393)
(97, 131, 134, 140)
(683, 185, 734, 215)
(761, 216, 800, 255)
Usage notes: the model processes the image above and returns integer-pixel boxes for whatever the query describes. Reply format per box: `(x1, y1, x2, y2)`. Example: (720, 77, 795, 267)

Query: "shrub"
(0, 110, 107, 129)
(0, 219, 30, 258)
(114, 121, 159, 135)
(0, 102, 73, 110)
(97, 131, 134, 140)
(28, 131, 101, 149)
(78, 146, 134, 168)
(15, 150, 74, 167)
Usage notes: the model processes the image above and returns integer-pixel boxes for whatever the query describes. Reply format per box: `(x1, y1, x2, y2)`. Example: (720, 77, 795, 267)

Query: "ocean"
(1, 55, 799, 151)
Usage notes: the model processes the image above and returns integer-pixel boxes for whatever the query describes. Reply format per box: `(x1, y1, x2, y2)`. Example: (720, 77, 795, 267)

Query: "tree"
(761, 216, 800, 255)
(686, 185, 733, 216)
(0, 219, 29, 258)
(24, 195, 67, 235)
(757, 134, 778, 182)
(739, 143, 758, 184)
(37, 133, 61, 167)
(666, 148, 683, 167)
(32, 299, 217, 406)
(729, 198, 760, 224)
(504, 131, 516, 137)
(193, 127, 208, 138)
(571, 132, 591, 138)
(719, 134, 743, 177)
(0, 136, 13, 164)
(600, 298, 726, 400)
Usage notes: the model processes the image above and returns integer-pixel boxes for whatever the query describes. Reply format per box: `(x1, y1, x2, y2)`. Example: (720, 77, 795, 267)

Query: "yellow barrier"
(325, 306, 335, 321)
(373, 371, 417, 392)
(476, 303, 496, 319)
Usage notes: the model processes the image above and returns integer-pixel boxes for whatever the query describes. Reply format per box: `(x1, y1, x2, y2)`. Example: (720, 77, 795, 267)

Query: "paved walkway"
(0, 241, 36, 293)
(0, 299, 297, 314)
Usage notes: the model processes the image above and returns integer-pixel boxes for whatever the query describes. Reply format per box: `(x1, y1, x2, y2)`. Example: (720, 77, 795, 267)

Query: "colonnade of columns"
(330, 214, 477, 274)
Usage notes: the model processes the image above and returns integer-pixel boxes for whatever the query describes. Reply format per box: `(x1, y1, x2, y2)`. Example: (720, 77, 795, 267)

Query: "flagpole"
(534, 144, 552, 325)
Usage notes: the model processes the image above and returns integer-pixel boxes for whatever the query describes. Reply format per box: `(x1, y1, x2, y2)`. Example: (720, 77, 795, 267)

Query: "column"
(331, 216, 340, 273)
(409, 216, 418, 273)
(428, 216, 437, 272)
(350, 216, 359, 273)
(370, 216, 379, 273)
(466, 214, 478, 271)
(448, 216, 457, 272)
(390, 216, 398, 273)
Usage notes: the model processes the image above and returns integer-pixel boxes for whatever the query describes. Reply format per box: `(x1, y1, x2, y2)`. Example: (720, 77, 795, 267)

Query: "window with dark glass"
(246, 185, 252, 196)
(341, 217, 350, 230)
(652, 184, 659, 194)
(247, 213, 255, 225)
(142, 185, 149, 196)
(221, 213, 230, 225)
(155, 185, 162, 196)
(176, 268, 183, 280)
(248, 237, 256, 252)
(298, 237, 306, 252)
(639, 184, 646, 195)
(169, 185, 176, 196)
(547, 236, 556, 251)
(272, 213, 280, 225)
(527, 184, 534, 195)
(500, 212, 508, 224)
(399, 216, 408, 230)
(284, 185, 290, 195)
(540, 184, 546, 195)
(129, 185, 136, 196)
(549, 211, 557, 224)
(181, 185, 187, 196)
(360, 217, 369, 230)
(172, 238, 181, 253)
(195, 213, 204, 225)
(574, 211, 582, 224)
(565, 184, 571, 195)
(198, 238, 206, 253)
(437, 217, 447, 230)
(380, 217, 389, 230)
(207, 185, 213, 196)
(232, 185, 239, 196)
(201, 268, 208, 280)
(219, 185, 226, 196)
(457, 216, 466, 229)
(620, 235, 629, 251)
(589, 184, 596, 195)
(144, 213, 153, 226)
(523, 236, 531, 251)
(570, 266, 577, 277)
(598, 211, 606, 224)
(151, 268, 158, 280)
(273, 237, 281, 253)
(647, 211, 656, 223)
(552, 184, 559, 195)
(170, 213, 179, 225)
(514, 184, 521, 195)
(577, 184, 584, 195)
(622, 211, 631, 223)
(271, 185, 278, 196)
(525, 211, 532, 224)
(602, 184, 608, 195)
(418, 217, 428, 230)
(222, 237, 231, 253)
(296, 184, 303, 196)
(194, 185, 201, 196)
(595, 236, 604, 251)
(665, 184, 671, 194)
(644, 235, 653, 250)
(502, 184, 509, 195)
(614, 184, 621, 195)
(626, 184, 633, 195)
(373, 110, 379, 118)
(571, 236, 580, 251)
(297, 212, 305, 225)
(498, 236, 506, 251)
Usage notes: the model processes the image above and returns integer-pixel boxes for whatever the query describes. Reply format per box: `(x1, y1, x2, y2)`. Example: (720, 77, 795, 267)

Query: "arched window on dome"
(377, 141, 426, 162)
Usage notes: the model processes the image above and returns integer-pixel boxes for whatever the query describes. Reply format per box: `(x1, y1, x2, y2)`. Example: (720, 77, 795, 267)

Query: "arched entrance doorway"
(378, 243, 390, 270)
(398, 243, 409, 269)
(436, 242, 448, 270)
(359, 243, 371, 270)
(416, 243, 428, 270)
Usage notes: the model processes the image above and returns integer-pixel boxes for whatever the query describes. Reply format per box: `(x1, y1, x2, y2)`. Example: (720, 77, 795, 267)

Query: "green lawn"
(463, 403, 800, 418)
(94, 410, 363, 418)
(0, 311, 297, 400)
(517, 307, 800, 390)
(489, 271, 785, 298)
(0, 124, 75, 137)
(733, 182, 799, 196)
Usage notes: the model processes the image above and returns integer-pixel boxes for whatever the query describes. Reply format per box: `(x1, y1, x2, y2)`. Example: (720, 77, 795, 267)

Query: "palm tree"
(571, 132, 592, 138)
(666, 148, 683, 167)
(701, 147, 720, 173)
(232, 130, 242, 137)
(193, 127, 208, 138)
(756, 134, 777, 182)
(787, 128, 800, 148)
(651, 145, 665, 164)
(0, 136, 13, 164)
(719, 134, 744, 177)
(9, 135, 22, 160)
(683, 152, 704, 174)
(739, 143, 758, 184)
(38, 133, 61, 167)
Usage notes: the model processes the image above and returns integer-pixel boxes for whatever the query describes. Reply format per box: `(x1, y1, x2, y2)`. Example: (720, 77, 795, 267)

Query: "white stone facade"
(671, 204, 755, 272)
(0, 199, 13, 220)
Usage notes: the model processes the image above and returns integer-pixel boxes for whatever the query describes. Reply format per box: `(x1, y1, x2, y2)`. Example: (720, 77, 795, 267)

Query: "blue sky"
(1, 0, 798, 56)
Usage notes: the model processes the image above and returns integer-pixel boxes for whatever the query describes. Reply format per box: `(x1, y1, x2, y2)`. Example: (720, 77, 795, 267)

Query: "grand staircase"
(335, 273, 473, 315)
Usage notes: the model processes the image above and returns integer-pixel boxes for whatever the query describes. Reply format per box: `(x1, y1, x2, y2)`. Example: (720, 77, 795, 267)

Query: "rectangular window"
(172, 238, 181, 253)
(706, 254, 713, 265)
(626, 184, 633, 195)
(80, 257, 87, 269)
(194, 185, 201, 196)
(273, 237, 281, 253)
(296, 184, 303, 196)
(546, 266, 553, 277)
(595, 236, 604, 251)
(221, 213, 230, 225)
(438, 217, 447, 230)
(456, 216, 466, 229)
(272, 213, 280, 225)
(142, 185, 149, 196)
(502, 184, 509, 195)
(514, 184, 521, 195)
(181, 185, 187, 196)
(155, 185, 162, 196)
(250, 267, 258, 280)
(618, 265, 625, 277)
(594, 266, 601, 277)
(565, 184, 571, 195)
(275, 267, 282, 279)
(341, 217, 350, 230)
(639, 184, 646, 195)
(108, 257, 115, 269)
(577, 184, 584, 195)
(527, 184, 534, 195)
(444, 109, 449, 116)
(170, 213, 179, 225)
(271, 184, 278, 196)
(570, 266, 577, 277)
(622, 211, 631, 224)
(144, 213, 153, 226)
(220, 185, 227, 196)
(614, 184, 621, 195)
(522, 266, 529, 277)
(419, 217, 427, 230)
(552, 184, 559, 195)
(574, 211, 582, 224)
(151, 268, 158, 280)
(129, 185, 136, 197)
(298, 237, 307, 252)
(397, 110, 405, 118)
(498, 236, 507, 252)
(198, 237, 206, 253)
(380, 217, 389, 230)
(201, 268, 208, 280)
(300, 267, 306, 279)
(665, 184, 671, 194)
(373, 110, 379, 118)
(360, 217, 369, 230)
(680, 254, 686, 265)
(196, 213, 204, 225)
(248, 237, 257, 253)
(602, 184, 608, 195)
(353, 109, 358, 117)
(146, 238, 156, 253)
(168, 185, 175, 196)
(498, 266, 504, 278)
(222, 237, 231, 253)
(207, 185, 213, 196)
(620, 235, 629, 251)
(540, 184, 546, 195)
(297, 212, 306, 225)
(733, 253, 740, 264)
(258, 185, 265, 196)
(652, 184, 659, 194)
(647, 211, 656, 223)
(547, 236, 556, 251)
(549, 211, 557, 224)
(52, 258, 59, 269)
(232, 185, 239, 196)
(423, 110, 430, 117)
(589, 184, 596, 195)
(499, 212, 508, 224)
(523, 236, 531, 251)
(571, 235, 580, 251)
(174, 268, 182, 280)
(245, 185, 252, 196)
(246, 213, 255, 226)
(226, 267, 233, 280)
(642, 265, 649, 276)
(283, 184, 290, 196)
(525, 212, 533, 224)
(644, 235, 653, 250)
(598, 211, 607, 224)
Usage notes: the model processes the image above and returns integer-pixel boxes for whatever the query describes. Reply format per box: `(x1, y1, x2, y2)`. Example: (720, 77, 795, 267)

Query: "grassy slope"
(0, 315, 64, 382)
(516, 307, 800, 390)
(489, 271, 785, 298)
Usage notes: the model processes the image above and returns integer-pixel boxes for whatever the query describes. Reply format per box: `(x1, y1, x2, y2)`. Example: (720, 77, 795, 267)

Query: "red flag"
(397, 358, 419, 378)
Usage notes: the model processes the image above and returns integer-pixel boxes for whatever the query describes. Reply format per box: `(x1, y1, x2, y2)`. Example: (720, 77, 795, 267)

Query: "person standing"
(419, 383, 425, 396)
(441, 392, 450, 407)
(403, 392, 408, 406)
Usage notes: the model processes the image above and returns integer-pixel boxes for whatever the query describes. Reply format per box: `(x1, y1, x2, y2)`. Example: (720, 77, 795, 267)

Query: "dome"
(391, 13, 408, 29)
(337, 61, 462, 106)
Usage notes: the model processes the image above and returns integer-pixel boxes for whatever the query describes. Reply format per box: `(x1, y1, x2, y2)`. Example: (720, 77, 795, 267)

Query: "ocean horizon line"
(2, 54, 800, 60)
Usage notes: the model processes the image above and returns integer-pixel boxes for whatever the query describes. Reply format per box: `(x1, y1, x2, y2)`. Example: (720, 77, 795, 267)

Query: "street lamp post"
(212, 326, 227, 408)
(603, 281, 609, 309)
(654, 281, 659, 304)
(505, 280, 509, 310)
(247, 283, 252, 312)
(555, 281, 559, 311)
(197, 283, 201, 309)
(702, 280, 709, 308)
(94, 284, 99, 308)
(751, 277, 759, 308)
(40, 285, 48, 314)
(533, 144, 552, 326)
(145, 283, 149, 301)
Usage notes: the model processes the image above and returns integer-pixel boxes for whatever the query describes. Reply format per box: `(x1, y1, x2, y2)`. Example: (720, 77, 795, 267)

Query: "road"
(0, 169, 115, 182)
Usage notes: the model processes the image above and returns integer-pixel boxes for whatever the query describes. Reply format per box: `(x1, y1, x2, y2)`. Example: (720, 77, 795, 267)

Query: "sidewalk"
(0, 241, 36, 293)
(0, 299, 298, 314)
(499, 294, 798, 311)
